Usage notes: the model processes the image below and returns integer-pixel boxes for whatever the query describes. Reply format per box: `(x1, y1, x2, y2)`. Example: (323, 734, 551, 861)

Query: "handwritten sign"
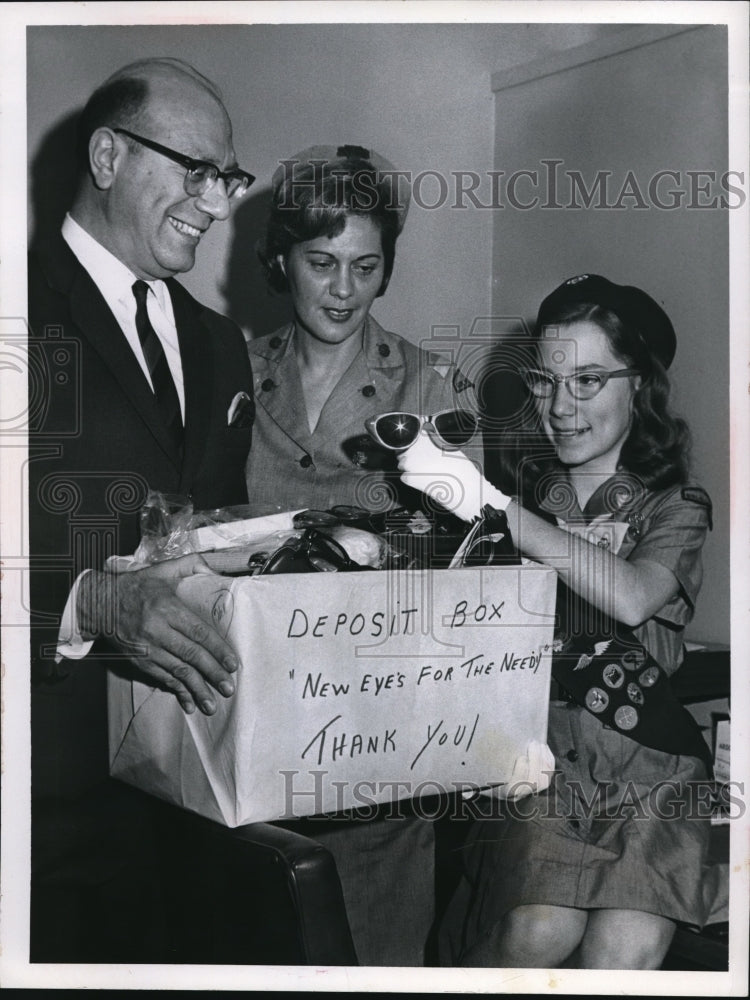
(108, 566, 557, 825)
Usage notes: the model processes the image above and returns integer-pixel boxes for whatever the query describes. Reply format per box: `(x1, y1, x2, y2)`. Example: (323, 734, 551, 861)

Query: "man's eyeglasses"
(521, 368, 640, 401)
(113, 128, 255, 201)
(365, 409, 479, 451)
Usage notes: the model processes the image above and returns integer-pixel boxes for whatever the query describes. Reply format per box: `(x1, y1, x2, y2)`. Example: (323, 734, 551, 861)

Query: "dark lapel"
(34, 235, 182, 468)
(166, 278, 215, 490)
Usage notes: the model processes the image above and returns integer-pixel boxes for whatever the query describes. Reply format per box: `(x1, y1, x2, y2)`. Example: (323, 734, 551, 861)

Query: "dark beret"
(536, 274, 677, 369)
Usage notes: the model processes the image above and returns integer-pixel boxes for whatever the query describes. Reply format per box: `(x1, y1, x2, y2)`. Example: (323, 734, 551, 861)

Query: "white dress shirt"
(56, 215, 186, 659)
(62, 213, 185, 418)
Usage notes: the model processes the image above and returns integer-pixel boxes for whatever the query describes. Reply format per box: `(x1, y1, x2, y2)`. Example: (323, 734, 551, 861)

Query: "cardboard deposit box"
(109, 515, 557, 826)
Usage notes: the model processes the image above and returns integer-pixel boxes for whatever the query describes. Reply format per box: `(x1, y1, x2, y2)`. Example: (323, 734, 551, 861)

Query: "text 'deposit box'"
(108, 564, 557, 826)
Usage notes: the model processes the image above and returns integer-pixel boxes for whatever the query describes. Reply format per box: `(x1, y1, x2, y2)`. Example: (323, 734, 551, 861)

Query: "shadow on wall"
(478, 330, 539, 495)
(30, 110, 82, 250)
(220, 187, 293, 341)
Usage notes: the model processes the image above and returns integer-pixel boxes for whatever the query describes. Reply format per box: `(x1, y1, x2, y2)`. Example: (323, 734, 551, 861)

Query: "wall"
(489, 26, 730, 642)
(27, 21, 626, 344)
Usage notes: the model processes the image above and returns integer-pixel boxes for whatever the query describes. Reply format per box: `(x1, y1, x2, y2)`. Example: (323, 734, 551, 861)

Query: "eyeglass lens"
(184, 166, 248, 200)
(431, 410, 478, 445)
(525, 368, 638, 400)
(373, 413, 422, 449)
(525, 372, 604, 399)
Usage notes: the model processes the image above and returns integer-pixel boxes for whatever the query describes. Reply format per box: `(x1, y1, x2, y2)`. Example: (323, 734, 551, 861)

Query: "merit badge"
(627, 682, 644, 705)
(614, 705, 639, 730)
(639, 666, 660, 688)
(602, 663, 625, 688)
(585, 687, 609, 713)
(452, 369, 474, 394)
(622, 647, 647, 671)
(627, 510, 644, 541)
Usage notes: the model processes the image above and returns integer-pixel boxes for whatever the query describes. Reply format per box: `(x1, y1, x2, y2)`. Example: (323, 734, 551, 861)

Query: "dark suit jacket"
(28, 234, 254, 803)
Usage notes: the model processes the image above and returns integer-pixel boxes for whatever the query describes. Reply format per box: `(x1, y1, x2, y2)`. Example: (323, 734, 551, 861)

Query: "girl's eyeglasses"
(521, 368, 639, 400)
(365, 409, 479, 451)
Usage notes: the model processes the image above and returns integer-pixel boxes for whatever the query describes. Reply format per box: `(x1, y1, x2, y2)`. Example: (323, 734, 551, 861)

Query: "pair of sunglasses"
(365, 409, 479, 451)
(258, 528, 363, 575)
(293, 505, 391, 534)
(453, 506, 520, 568)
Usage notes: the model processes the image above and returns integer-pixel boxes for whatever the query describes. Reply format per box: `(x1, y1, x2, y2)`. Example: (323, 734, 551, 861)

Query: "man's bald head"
(76, 57, 229, 174)
(71, 57, 239, 279)
(105, 57, 224, 101)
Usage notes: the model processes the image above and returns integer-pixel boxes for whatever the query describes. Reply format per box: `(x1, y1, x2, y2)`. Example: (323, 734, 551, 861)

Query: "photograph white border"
(1, 1, 748, 993)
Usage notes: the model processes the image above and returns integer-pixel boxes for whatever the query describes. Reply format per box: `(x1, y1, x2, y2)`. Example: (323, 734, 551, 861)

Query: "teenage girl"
(399, 274, 713, 969)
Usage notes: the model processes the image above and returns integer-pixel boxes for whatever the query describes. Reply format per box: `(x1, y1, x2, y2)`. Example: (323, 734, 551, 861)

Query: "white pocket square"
(227, 391, 253, 428)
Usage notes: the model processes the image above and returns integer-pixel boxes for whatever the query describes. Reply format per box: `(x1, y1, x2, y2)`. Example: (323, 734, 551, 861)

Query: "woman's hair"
(491, 299, 691, 504)
(259, 151, 402, 297)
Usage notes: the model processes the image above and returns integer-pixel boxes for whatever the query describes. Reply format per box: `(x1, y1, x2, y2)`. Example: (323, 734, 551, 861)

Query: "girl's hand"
(397, 431, 510, 521)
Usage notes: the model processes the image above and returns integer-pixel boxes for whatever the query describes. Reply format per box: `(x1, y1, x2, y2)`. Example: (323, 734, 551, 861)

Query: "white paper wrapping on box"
(108, 564, 557, 826)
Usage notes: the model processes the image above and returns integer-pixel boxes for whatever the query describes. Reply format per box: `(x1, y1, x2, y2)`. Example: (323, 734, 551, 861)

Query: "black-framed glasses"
(259, 528, 363, 575)
(521, 368, 640, 400)
(113, 128, 255, 200)
(365, 409, 479, 451)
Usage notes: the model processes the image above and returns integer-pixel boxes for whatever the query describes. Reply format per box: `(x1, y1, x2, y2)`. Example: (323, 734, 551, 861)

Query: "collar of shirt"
(536, 470, 635, 555)
(538, 469, 646, 524)
(256, 315, 407, 372)
(62, 213, 184, 415)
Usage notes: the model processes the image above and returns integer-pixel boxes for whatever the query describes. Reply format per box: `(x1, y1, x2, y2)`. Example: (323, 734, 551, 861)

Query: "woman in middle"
(245, 143, 463, 514)
(244, 145, 465, 966)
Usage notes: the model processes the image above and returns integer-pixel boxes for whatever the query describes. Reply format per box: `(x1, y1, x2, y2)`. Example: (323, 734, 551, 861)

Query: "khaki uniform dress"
(440, 476, 714, 964)
(245, 315, 466, 965)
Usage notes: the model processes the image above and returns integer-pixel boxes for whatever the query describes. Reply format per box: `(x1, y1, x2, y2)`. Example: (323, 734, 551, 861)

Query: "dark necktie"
(132, 280, 183, 451)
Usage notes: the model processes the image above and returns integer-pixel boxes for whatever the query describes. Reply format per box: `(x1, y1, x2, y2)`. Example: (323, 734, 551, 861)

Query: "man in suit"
(28, 57, 255, 961)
